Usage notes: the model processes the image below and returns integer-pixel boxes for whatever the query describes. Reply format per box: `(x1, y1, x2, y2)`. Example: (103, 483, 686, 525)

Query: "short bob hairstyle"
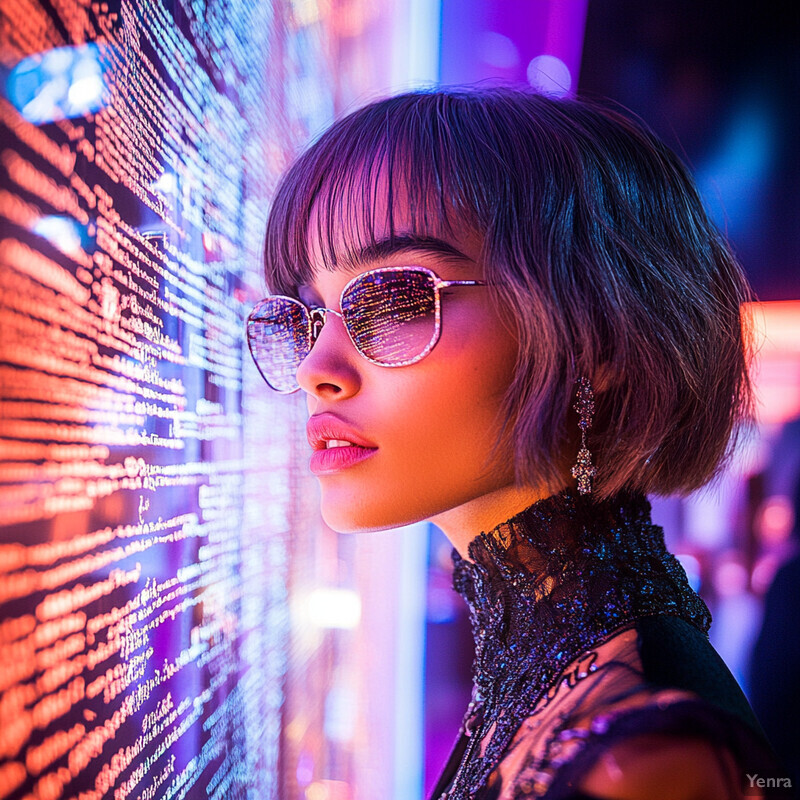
(263, 87, 755, 500)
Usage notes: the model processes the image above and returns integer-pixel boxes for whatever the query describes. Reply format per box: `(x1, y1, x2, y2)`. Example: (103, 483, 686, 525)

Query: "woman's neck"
(429, 482, 566, 559)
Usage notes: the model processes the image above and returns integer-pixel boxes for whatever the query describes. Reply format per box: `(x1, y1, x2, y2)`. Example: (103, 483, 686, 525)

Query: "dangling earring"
(571, 376, 596, 495)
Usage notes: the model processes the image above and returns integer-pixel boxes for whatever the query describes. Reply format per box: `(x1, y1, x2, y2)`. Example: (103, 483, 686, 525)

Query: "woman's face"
(296, 223, 523, 538)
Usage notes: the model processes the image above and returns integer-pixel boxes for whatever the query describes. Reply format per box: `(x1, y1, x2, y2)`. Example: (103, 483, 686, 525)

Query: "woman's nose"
(296, 311, 362, 400)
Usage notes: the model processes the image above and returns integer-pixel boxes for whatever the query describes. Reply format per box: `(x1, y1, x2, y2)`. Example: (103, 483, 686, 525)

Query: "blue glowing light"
(6, 43, 108, 124)
(32, 216, 84, 255)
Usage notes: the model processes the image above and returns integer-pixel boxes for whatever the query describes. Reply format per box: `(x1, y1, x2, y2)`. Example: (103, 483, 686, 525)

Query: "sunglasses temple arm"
(437, 279, 488, 288)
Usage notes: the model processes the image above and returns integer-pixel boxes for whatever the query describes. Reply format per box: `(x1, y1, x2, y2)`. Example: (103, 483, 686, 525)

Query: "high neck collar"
(447, 488, 711, 796)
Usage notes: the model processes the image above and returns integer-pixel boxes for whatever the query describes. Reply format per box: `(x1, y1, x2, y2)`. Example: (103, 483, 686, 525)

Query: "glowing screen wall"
(0, 0, 348, 797)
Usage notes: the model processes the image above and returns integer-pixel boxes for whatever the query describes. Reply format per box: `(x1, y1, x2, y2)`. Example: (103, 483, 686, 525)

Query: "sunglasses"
(246, 265, 487, 393)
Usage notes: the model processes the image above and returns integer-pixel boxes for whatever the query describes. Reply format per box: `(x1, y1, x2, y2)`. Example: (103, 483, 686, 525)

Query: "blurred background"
(0, 1, 797, 799)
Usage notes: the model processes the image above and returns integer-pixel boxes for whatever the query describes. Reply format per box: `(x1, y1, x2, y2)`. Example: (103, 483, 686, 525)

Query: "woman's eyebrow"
(335, 235, 474, 270)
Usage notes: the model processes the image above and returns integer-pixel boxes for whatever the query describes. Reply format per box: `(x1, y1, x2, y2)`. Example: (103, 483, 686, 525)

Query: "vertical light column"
(389, 4, 441, 797)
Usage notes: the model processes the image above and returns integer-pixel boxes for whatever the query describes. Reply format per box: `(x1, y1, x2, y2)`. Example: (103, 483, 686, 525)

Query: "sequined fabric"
(442, 489, 712, 799)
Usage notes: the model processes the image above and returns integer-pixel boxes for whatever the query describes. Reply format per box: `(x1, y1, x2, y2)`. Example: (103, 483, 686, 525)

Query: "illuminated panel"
(745, 300, 800, 424)
(0, 0, 436, 798)
(0, 0, 327, 797)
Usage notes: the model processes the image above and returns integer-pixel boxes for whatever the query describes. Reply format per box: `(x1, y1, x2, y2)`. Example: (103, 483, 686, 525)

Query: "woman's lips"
(309, 444, 377, 475)
(307, 412, 378, 475)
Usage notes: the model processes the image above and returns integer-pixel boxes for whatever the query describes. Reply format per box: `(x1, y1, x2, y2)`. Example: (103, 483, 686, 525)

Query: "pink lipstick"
(307, 413, 378, 476)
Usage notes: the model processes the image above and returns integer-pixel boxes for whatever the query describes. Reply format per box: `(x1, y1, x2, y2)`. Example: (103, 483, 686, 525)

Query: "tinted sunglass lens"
(342, 270, 437, 364)
(246, 297, 310, 392)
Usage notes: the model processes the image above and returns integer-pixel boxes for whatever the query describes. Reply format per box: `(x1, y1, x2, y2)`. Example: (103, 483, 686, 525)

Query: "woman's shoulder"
(487, 618, 780, 799)
(547, 693, 782, 800)
(573, 730, 743, 800)
(631, 614, 765, 737)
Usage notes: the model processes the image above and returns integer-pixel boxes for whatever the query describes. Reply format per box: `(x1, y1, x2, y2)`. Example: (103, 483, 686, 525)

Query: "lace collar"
(445, 489, 711, 798)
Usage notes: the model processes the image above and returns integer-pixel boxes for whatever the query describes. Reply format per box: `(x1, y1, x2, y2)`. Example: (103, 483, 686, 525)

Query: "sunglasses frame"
(246, 265, 487, 393)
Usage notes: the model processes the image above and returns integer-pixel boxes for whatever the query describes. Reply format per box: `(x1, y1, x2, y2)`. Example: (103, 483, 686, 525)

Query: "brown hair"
(263, 87, 756, 499)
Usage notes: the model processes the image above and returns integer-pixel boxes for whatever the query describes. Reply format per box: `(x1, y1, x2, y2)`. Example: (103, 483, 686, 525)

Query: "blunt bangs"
(263, 87, 755, 499)
(264, 92, 486, 295)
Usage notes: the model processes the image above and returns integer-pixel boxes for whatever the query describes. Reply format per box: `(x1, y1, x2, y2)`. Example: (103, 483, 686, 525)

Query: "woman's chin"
(320, 506, 404, 534)
(319, 492, 426, 534)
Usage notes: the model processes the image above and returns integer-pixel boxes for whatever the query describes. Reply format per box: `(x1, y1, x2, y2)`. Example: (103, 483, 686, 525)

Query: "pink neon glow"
(745, 300, 800, 424)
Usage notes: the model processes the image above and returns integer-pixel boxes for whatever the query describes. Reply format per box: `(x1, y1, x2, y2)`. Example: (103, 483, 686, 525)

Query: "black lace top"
(430, 489, 779, 799)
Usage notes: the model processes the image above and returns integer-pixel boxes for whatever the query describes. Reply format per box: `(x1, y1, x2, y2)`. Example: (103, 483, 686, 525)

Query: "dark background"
(581, 0, 800, 301)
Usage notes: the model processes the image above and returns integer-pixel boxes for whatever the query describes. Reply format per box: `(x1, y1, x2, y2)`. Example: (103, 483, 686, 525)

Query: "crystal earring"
(571, 376, 596, 495)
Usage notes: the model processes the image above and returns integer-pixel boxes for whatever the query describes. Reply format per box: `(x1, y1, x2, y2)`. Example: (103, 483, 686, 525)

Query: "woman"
(247, 88, 781, 799)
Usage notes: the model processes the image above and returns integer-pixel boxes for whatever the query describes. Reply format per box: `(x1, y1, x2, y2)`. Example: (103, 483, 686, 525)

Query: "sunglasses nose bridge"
(308, 307, 343, 344)
(310, 308, 325, 342)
